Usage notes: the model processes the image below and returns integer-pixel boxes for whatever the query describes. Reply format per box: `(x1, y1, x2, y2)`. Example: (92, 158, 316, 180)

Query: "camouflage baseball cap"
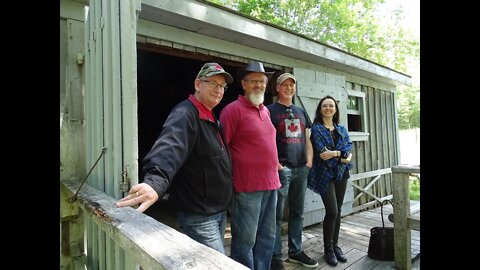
(196, 62, 233, 83)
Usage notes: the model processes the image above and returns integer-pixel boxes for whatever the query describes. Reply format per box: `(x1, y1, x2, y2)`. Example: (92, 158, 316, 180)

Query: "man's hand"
(116, 183, 159, 212)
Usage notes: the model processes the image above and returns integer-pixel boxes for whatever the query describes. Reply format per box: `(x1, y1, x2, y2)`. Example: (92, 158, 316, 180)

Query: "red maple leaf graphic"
(288, 122, 298, 132)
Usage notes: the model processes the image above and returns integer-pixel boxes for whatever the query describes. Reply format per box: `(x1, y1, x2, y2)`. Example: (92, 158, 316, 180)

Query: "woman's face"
(321, 98, 336, 118)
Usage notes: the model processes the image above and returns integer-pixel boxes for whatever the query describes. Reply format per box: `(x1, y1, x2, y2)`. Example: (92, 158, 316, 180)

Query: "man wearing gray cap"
(117, 62, 234, 254)
(267, 73, 318, 269)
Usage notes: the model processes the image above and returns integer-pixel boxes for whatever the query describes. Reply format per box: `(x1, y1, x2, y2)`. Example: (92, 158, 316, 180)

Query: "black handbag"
(367, 199, 394, 261)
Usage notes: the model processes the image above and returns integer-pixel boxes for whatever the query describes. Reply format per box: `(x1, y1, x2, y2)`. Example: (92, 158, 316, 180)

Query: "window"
(346, 89, 369, 141)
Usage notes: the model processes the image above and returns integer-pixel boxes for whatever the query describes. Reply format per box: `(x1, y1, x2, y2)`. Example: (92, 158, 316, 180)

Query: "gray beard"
(248, 92, 264, 106)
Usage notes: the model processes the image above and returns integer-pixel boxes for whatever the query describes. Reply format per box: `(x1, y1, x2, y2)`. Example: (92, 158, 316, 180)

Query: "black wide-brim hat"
(237, 60, 275, 82)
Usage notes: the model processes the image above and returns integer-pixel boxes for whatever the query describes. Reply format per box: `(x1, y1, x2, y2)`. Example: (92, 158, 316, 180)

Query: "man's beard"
(247, 91, 264, 106)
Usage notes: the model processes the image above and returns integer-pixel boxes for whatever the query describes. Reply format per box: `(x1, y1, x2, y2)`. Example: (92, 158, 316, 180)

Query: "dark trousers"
(320, 178, 348, 248)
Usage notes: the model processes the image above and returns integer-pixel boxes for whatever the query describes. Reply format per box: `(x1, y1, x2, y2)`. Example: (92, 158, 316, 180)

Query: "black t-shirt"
(267, 102, 312, 167)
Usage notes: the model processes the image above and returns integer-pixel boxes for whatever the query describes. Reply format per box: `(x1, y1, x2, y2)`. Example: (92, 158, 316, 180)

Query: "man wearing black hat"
(219, 60, 280, 270)
(267, 73, 318, 269)
(117, 62, 234, 254)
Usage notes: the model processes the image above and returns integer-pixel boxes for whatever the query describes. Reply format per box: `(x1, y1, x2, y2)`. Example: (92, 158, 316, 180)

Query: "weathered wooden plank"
(61, 180, 248, 270)
(392, 165, 420, 174)
(392, 169, 412, 270)
(120, 0, 140, 197)
(386, 92, 396, 167)
(349, 168, 392, 181)
(408, 217, 420, 231)
(340, 249, 384, 270)
(351, 194, 393, 212)
(409, 202, 420, 215)
(380, 92, 392, 197)
(350, 182, 383, 202)
(363, 87, 375, 207)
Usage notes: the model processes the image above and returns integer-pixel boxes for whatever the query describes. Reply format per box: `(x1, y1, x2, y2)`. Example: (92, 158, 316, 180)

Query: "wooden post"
(60, 181, 86, 270)
(392, 166, 412, 270)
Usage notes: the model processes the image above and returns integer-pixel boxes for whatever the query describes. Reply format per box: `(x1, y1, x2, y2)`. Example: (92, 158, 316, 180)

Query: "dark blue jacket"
(142, 98, 233, 215)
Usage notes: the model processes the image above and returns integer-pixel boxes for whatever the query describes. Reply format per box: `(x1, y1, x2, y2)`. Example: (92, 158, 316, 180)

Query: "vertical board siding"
(384, 91, 393, 195)
(102, 0, 115, 197)
(346, 83, 399, 209)
(85, 0, 140, 269)
(120, 0, 140, 194)
(380, 91, 389, 198)
(61, 18, 87, 182)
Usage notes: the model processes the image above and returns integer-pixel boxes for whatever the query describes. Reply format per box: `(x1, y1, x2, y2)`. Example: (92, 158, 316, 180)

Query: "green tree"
(207, 0, 419, 128)
(397, 85, 420, 129)
(207, 0, 418, 73)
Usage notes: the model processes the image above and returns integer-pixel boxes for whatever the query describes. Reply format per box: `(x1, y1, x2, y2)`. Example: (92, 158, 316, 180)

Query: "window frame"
(346, 89, 369, 141)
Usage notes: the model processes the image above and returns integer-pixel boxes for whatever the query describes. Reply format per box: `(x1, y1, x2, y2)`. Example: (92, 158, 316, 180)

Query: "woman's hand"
(319, 149, 338, 161)
(341, 153, 353, 164)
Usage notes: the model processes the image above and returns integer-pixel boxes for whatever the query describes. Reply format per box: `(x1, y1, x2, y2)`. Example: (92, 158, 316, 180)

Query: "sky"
(378, 0, 419, 36)
(397, 0, 420, 36)
(377, 0, 420, 85)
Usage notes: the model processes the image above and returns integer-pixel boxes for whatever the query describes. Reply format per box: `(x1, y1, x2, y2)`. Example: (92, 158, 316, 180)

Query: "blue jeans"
(230, 190, 277, 270)
(176, 211, 227, 254)
(273, 165, 309, 259)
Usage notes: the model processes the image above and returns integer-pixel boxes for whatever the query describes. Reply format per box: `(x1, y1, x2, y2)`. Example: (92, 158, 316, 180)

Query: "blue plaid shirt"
(307, 123, 353, 196)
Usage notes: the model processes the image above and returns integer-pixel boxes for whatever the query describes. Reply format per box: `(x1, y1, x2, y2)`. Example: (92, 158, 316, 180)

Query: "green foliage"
(206, 0, 419, 75)
(397, 84, 420, 129)
(207, 0, 420, 128)
(409, 175, 420, 200)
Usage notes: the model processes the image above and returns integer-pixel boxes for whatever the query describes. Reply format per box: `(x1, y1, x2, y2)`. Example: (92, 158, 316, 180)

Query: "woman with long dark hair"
(307, 95, 353, 266)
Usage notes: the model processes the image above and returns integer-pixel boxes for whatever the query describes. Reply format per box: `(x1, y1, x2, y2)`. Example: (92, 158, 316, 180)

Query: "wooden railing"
(60, 180, 249, 270)
(392, 165, 420, 270)
(349, 168, 393, 212)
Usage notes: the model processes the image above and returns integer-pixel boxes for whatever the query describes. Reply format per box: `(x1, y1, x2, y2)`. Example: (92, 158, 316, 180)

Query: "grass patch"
(409, 174, 420, 200)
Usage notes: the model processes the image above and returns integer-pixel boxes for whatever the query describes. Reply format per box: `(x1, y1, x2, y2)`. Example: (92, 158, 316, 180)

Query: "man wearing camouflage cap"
(117, 62, 234, 254)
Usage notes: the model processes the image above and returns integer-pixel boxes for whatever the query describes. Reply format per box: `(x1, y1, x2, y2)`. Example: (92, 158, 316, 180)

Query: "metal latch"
(120, 166, 130, 193)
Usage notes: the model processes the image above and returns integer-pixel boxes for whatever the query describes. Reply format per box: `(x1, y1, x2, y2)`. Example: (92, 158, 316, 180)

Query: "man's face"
(242, 72, 268, 106)
(194, 74, 227, 110)
(276, 78, 296, 100)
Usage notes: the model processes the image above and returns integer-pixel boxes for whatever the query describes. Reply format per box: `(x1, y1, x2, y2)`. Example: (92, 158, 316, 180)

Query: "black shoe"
(288, 251, 318, 268)
(270, 259, 285, 270)
(333, 246, 347, 263)
(324, 246, 338, 266)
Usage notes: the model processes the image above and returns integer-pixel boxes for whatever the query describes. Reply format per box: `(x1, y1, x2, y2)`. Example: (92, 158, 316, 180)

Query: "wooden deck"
(145, 199, 420, 269)
(224, 200, 420, 270)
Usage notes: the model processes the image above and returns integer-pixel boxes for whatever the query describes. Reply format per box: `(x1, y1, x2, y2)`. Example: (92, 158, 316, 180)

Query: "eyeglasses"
(200, 79, 228, 90)
(286, 108, 294, 120)
(244, 79, 267, 86)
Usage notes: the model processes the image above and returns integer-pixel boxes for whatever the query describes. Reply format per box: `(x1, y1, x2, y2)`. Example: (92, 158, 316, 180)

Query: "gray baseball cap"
(277, 73, 296, 85)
